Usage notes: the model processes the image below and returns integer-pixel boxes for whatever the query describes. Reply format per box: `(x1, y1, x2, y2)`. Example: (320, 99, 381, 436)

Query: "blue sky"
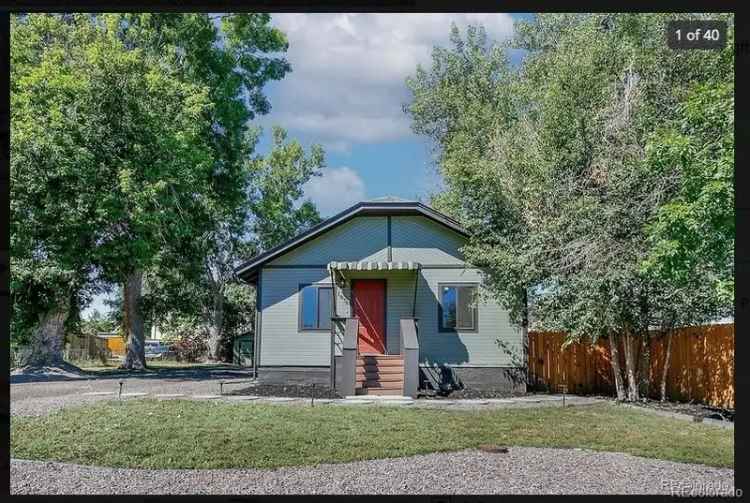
(255, 13, 531, 216)
(85, 13, 530, 317)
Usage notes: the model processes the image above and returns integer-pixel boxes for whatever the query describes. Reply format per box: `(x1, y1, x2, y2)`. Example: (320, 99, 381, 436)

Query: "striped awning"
(327, 261, 421, 271)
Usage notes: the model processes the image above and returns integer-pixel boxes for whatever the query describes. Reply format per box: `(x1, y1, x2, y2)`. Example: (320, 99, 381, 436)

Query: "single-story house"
(236, 197, 526, 397)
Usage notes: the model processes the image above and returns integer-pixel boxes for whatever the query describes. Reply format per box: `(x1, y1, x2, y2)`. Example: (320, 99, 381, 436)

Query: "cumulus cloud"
(264, 13, 515, 149)
(303, 166, 367, 216)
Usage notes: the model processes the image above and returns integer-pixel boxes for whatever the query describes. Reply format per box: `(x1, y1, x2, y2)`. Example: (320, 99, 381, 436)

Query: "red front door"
(352, 279, 386, 354)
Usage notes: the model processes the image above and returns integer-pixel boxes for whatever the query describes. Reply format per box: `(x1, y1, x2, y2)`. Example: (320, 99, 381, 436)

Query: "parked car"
(144, 339, 168, 359)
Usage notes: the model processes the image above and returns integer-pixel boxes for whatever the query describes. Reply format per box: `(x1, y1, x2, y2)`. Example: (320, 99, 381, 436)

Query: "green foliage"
(11, 14, 295, 363)
(247, 126, 324, 250)
(405, 14, 734, 345)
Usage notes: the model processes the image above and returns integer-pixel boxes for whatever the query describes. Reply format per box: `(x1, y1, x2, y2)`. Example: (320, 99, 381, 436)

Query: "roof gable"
(236, 201, 468, 281)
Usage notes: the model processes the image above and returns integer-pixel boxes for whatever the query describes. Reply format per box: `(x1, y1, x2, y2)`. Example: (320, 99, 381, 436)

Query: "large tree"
(406, 14, 733, 401)
(11, 14, 292, 369)
(111, 13, 292, 368)
(148, 126, 323, 361)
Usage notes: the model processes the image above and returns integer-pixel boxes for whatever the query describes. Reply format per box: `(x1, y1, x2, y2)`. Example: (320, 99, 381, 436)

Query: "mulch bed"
(627, 399, 734, 422)
(419, 387, 527, 400)
(227, 383, 340, 399)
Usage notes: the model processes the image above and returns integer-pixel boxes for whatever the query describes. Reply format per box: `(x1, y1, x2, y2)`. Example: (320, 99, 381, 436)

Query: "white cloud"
(303, 166, 366, 216)
(265, 13, 515, 148)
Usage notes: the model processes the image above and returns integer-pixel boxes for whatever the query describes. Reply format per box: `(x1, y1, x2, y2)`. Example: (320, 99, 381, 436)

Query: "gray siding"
(259, 267, 332, 366)
(391, 216, 465, 264)
(269, 216, 388, 265)
(414, 268, 522, 367)
(257, 214, 522, 369)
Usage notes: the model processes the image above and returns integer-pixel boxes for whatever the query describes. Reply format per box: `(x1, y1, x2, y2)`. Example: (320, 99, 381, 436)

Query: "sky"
(84, 13, 530, 318)
(256, 13, 531, 216)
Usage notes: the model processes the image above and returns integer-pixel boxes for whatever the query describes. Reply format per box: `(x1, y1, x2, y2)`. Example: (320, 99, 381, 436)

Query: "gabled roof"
(235, 199, 468, 282)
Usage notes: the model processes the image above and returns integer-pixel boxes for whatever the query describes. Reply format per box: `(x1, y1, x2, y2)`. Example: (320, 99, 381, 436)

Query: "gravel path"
(11, 373, 253, 417)
(11, 447, 734, 495)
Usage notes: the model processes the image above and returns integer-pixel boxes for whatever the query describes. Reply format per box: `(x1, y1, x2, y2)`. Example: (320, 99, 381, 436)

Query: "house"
(236, 197, 526, 398)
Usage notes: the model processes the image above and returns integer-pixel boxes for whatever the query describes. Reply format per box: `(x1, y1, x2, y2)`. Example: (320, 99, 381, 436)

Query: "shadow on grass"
(11, 362, 254, 384)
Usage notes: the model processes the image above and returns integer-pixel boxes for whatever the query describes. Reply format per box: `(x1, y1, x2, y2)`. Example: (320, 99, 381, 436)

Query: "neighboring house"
(149, 324, 164, 341)
(96, 332, 126, 357)
(236, 197, 525, 397)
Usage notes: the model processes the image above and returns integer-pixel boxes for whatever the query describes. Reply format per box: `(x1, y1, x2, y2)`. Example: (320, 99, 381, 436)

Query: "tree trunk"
(622, 328, 640, 402)
(120, 269, 146, 370)
(206, 289, 224, 361)
(26, 297, 70, 367)
(638, 330, 651, 399)
(608, 332, 626, 401)
(660, 329, 674, 402)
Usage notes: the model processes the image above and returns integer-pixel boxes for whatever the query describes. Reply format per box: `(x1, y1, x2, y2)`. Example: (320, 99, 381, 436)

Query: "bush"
(170, 334, 207, 362)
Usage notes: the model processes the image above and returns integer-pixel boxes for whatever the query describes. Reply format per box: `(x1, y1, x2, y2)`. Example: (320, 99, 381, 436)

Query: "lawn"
(11, 401, 733, 470)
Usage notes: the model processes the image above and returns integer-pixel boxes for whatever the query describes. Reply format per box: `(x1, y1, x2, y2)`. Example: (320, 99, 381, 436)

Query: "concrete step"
(363, 388, 405, 396)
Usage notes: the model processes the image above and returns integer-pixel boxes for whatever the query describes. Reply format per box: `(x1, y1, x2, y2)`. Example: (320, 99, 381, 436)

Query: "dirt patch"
(228, 384, 340, 399)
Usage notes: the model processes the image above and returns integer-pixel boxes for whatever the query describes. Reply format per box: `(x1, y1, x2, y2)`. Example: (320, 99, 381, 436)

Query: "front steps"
(355, 354, 404, 396)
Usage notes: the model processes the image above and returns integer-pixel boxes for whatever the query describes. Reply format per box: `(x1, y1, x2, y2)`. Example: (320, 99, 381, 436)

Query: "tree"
(110, 14, 292, 368)
(149, 126, 323, 361)
(11, 13, 293, 370)
(11, 14, 110, 367)
(405, 14, 733, 401)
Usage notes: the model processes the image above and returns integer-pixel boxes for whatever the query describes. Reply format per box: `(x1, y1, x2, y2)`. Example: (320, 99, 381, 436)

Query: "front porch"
(326, 261, 421, 397)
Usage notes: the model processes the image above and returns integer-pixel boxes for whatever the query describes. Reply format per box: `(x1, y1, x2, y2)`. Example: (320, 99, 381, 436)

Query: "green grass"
(11, 401, 733, 470)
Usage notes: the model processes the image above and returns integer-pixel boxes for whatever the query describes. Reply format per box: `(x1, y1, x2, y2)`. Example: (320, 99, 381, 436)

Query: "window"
(299, 285, 333, 331)
(439, 284, 478, 331)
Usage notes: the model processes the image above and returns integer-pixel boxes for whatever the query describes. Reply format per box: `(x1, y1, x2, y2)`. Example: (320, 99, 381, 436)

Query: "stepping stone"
(121, 392, 148, 397)
(192, 394, 221, 400)
(154, 393, 185, 398)
(82, 391, 115, 396)
(225, 395, 260, 401)
(265, 397, 296, 402)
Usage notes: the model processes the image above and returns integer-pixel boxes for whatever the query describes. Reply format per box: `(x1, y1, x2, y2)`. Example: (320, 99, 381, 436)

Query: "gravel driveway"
(11, 447, 734, 495)
(11, 369, 253, 417)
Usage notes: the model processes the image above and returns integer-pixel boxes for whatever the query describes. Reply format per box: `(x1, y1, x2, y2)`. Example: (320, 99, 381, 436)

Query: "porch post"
(329, 265, 337, 390)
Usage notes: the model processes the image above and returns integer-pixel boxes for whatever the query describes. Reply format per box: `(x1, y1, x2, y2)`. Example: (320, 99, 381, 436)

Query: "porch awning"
(327, 260, 421, 271)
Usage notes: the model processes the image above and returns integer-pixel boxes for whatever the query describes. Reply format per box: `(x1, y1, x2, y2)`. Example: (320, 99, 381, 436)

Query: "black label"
(667, 20, 727, 50)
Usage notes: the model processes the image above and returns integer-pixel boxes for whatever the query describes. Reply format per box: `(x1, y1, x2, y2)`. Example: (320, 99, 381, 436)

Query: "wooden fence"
(527, 323, 735, 409)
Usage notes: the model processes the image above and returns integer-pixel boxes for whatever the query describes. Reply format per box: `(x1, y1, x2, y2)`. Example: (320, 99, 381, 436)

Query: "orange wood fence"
(527, 323, 735, 409)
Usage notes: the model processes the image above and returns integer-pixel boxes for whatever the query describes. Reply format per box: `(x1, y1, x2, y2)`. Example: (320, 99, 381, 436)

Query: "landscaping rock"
(11, 447, 735, 495)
